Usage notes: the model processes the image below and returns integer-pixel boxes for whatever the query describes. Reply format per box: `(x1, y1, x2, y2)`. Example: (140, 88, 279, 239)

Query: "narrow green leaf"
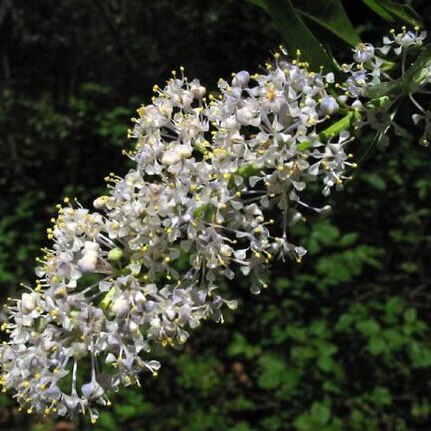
(293, 0, 361, 46)
(262, 0, 336, 72)
(362, 0, 395, 21)
(362, 0, 422, 26)
(245, 0, 267, 10)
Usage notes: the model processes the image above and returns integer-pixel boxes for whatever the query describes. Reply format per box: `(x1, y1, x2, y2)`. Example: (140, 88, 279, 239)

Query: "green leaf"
(317, 356, 337, 372)
(362, 173, 386, 190)
(258, 355, 286, 389)
(382, 328, 405, 349)
(362, 0, 422, 26)
(385, 297, 404, 315)
(370, 387, 392, 406)
(368, 336, 387, 355)
(356, 319, 381, 336)
(245, 0, 267, 10)
(338, 233, 359, 247)
(409, 342, 431, 367)
(231, 422, 252, 431)
(362, 0, 393, 21)
(294, 413, 313, 431)
(227, 333, 260, 358)
(310, 402, 331, 425)
(335, 313, 354, 331)
(260, 0, 336, 72)
(291, 346, 316, 361)
(404, 308, 417, 323)
(294, 0, 361, 46)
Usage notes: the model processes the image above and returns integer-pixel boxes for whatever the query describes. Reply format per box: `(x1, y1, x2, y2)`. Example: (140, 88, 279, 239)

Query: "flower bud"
(93, 196, 108, 209)
(191, 84, 206, 99)
(219, 244, 233, 257)
(320, 205, 333, 217)
(232, 70, 250, 88)
(21, 293, 37, 314)
(77, 254, 98, 273)
(111, 296, 130, 317)
(71, 342, 87, 359)
(165, 307, 176, 320)
(107, 247, 123, 262)
(128, 320, 139, 333)
(81, 381, 104, 400)
(320, 96, 339, 115)
(83, 241, 100, 253)
(176, 145, 192, 159)
(161, 149, 182, 166)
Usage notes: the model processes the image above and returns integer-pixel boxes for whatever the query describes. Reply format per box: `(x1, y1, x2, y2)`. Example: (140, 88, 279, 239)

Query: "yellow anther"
(266, 88, 276, 102)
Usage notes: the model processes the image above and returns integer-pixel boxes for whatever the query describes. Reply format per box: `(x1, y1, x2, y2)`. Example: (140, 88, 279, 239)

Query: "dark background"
(0, 1, 431, 430)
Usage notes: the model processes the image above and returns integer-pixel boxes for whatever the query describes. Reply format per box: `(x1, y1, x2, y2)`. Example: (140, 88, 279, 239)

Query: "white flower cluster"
(343, 27, 431, 146)
(0, 52, 356, 421)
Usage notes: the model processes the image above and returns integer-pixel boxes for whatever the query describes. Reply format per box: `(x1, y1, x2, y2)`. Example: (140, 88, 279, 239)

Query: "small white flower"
(21, 293, 37, 314)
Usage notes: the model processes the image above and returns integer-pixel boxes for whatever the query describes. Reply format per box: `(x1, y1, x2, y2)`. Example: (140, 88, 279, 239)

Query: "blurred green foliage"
(1, 0, 431, 430)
